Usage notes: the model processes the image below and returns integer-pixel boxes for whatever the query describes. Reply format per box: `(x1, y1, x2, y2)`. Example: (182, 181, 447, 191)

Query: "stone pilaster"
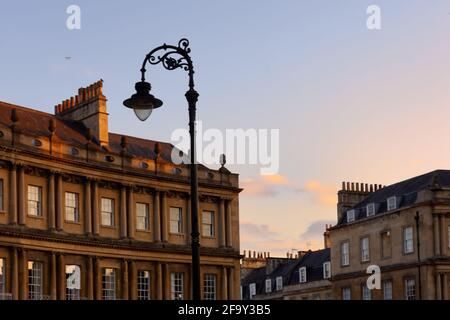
(153, 191, 161, 242)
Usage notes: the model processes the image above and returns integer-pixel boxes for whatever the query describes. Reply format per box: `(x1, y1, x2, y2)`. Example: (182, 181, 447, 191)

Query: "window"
(102, 268, 116, 300)
(0, 179, 3, 211)
(366, 203, 375, 217)
(361, 284, 371, 300)
(137, 270, 151, 300)
(361, 237, 370, 262)
(347, 210, 355, 222)
(28, 261, 43, 300)
(342, 287, 351, 300)
(381, 230, 392, 258)
(65, 192, 79, 222)
(276, 276, 283, 291)
(169, 207, 182, 234)
(265, 279, 272, 293)
(341, 241, 350, 266)
(0, 258, 4, 295)
(101, 198, 114, 226)
(136, 203, 150, 231)
(299, 267, 307, 283)
(65, 265, 81, 300)
(323, 262, 331, 279)
(203, 274, 216, 300)
(383, 280, 393, 300)
(171, 272, 184, 300)
(405, 278, 416, 300)
(249, 283, 256, 299)
(387, 196, 397, 211)
(28, 185, 42, 216)
(202, 211, 215, 237)
(404, 227, 414, 254)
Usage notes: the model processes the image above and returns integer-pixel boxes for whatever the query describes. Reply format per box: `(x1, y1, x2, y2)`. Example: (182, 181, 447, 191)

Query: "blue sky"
(1, 1, 450, 255)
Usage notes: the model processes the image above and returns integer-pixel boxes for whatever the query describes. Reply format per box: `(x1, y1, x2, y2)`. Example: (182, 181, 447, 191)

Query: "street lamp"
(123, 38, 201, 300)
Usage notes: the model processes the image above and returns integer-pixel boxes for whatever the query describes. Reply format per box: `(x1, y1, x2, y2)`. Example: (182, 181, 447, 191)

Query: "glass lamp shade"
(134, 108, 153, 121)
(123, 81, 163, 121)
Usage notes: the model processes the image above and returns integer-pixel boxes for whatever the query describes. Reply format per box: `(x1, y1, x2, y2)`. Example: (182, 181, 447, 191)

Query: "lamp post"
(123, 38, 201, 300)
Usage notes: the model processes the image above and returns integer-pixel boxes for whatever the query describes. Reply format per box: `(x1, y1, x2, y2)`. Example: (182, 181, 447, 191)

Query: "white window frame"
(249, 283, 256, 299)
(346, 209, 355, 223)
(171, 272, 184, 300)
(28, 261, 43, 300)
(101, 198, 115, 227)
(362, 284, 371, 300)
(387, 196, 397, 211)
(299, 267, 307, 283)
(65, 192, 79, 222)
(136, 202, 150, 231)
(341, 241, 350, 266)
(405, 278, 416, 300)
(66, 265, 81, 300)
(404, 226, 414, 254)
(265, 279, 272, 293)
(203, 273, 216, 300)
(366, 203, 375, 217)
(342, 287, 351, 300)
(102, 268, 116, 300)
(360, 237, 370, 262)
(383, 280, 393, 300)
(137, 270, 151, 300)
(276, 276, 283, 291)
(202, 210, 215, 237)
(27, 185, 42, 217)
(169, 207, 183, 234)
(323, 261, 331, 279)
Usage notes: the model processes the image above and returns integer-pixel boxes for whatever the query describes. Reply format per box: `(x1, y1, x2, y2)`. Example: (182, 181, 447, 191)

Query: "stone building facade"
(330, 173, 450, 300)
(0, 80, 241, 300)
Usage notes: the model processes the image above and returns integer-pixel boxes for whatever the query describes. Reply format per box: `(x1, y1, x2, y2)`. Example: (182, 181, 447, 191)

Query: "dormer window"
(299, 267, 307, 283)
(387, 196, 397, 211)
(172, 167, 182, 175)
(249, 283, 256, 299)
(276, 276, 283, 291)
(366, 203, 375, 217)
(140, 161, 149, 169)
(32, 139, 42, 147)
(347, 210, 355, 223)
(323, 261, 331, 279)
(265, 279, 271, 293)
(69, 147, 79, 156)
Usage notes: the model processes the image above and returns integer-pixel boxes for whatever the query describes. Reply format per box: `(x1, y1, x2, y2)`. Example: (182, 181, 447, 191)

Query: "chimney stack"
(55, 79, 108, 147)
(324, 224, 331, 249)
(337, 181, 382, 220)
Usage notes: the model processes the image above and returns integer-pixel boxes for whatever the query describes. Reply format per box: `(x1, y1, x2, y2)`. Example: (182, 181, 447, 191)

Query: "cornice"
(0, 225, 240, 259)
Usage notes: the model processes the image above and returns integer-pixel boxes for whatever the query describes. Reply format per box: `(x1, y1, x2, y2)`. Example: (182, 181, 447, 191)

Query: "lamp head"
(123, 81, 163, 121)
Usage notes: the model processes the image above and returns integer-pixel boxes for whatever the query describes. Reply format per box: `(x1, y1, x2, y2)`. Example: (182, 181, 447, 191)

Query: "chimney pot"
(356, 182, 359, 191)
(342, 182, 345, 190)
(351, 182, 355, 191)
(346, 182, 350, 190)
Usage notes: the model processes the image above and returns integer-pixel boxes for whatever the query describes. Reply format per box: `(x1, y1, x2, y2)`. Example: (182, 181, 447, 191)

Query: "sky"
(1, 1, 450, 256)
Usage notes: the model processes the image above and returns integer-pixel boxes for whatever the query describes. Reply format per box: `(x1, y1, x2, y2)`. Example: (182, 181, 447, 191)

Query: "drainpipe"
(415, 211, 422, 300)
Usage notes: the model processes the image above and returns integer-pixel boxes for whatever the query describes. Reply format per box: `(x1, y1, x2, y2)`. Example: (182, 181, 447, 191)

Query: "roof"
(289, 248, 330, 283)
(241, 249, 331, 298)
(0, 101, 99, 149)
(0, 100, 188, 164)
(337, 169, 450, 226)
